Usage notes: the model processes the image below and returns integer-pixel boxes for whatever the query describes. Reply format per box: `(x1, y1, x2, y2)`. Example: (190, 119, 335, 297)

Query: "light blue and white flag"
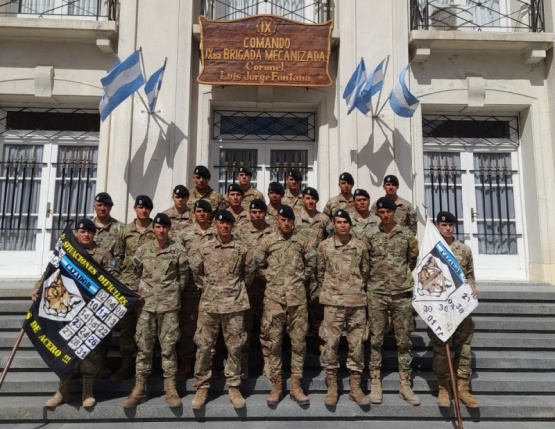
(342, 59, 367, 115)
(354, 58, 386, 115)
(100, 50, 145, 122)
(144, 58, 167, 113)
(389, 65, 420, 118)
(98, 57, 121, 115)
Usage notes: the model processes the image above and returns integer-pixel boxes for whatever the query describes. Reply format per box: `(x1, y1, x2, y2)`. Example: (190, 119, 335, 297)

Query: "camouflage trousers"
(194, 310, 246, 389)
(135, 309, 180, 378)
(320, 305, 367, 374)
(117, 305, 140, 357)
(178, 285, 201, 360)
(242, 277, 266, 371)
(428, 315, 474, 379)
(368, 292, 414, 372)
(71, 349, 99, 377)
(260, 297, 308, 378)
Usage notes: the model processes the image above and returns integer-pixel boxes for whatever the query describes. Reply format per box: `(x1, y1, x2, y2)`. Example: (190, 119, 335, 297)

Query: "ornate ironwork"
(0, 0, 116, 20)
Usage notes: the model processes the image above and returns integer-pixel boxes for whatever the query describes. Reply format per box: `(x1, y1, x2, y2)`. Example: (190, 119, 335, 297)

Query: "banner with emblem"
(23, 224, 141, 379)
(412, 219, 478, 342)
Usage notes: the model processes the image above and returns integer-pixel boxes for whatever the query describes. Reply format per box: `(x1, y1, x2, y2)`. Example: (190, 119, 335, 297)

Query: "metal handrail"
(0, 0, 116, 21)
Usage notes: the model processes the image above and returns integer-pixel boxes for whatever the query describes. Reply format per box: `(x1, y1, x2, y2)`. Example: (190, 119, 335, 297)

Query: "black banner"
(24, 224, 141, 379)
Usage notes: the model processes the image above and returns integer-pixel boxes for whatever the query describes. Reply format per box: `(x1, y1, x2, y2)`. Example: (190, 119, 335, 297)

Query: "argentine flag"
(100, 50, 145, 122)
(389, 65, 420, 118)
(342, 59, 367, 115)
(354, 58, 386, 115)
(145, 59, 167, 113)
(99, 57, 120, 115)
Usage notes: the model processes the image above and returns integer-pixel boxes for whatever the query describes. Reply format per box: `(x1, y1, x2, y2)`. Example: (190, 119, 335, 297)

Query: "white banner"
(412, 219, 478, 342)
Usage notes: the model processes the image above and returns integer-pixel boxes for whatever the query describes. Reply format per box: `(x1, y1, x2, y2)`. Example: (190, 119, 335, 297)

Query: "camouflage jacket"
(235, 221, 274, 246)
(365, 223, 418, 295)
(178, 223, 215, 292)
(323, 193, 355, 218)
(450, 240, 476, 289)
(241, 186, 265, 210)
(252, 229, 317, 307)
(351, 212, 379, 240)
(231, 209, 250, 229)
(93, 216, 124, 254)
(295, 208, 331, 245)
(316, 235, 370, 307)
(162, 206, 192, 236)
(132, 239, 188, 313)
(266, 205, 280, 228)
(190, 235, 251, 314)
(282, 189, 303, 214)
(113, 220, 156, 290)
(187, 186, 224, 212)
(371, 195, 417, 234)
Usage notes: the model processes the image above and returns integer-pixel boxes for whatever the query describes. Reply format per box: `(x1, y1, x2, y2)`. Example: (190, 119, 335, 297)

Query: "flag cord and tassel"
(445, 341, 464, 429)
(0, 327, 25, 390)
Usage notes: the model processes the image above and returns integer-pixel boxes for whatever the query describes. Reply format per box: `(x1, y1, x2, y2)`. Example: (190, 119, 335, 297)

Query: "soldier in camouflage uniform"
(91, 192, 123, 379)
(323, 172, 355, 219)
(163, 185, 192, 235)
(235, 165, 264, 210)
(111, 195, 156, 382)
(175, 199, 215, 380)
(187, 165, 225, 212)
(365, 197, 420, 406)
(281, 170, 303, 215)
(429, 211, 479, 409)
(252, 205, 316, 407)
(33, 218, 117, 409)
(266, 181, 285, 228)
(123, 213, 188, 408)
(371, 175, 417, 234)
(226, 183, 250, 227)
(351, 189, 379, 240)
(316, 210, 370, 406)
(235, 199, 273, 379)
(189, 210, 252, 410)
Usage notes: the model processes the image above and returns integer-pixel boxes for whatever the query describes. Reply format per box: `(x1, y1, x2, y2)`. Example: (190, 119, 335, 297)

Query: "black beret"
(250, 199, 267, 212)
(194, 165, 211, 179)
(194, 199, 213, 212)
(153, 213, 172, 227)
(383, 175, 399, 186)
(237, 165, 253, 176)
(173, 185, 189, 197)
(287, 170, 303, 181)
(436, 211, 457, 224)
(75, 218, 96, 233)
(333, 209, 352, 225)
(227, 183, 244, 195)
(339, 172, 354, 185)
(135, 195, 153, 210)
(376, 197, 397, 211)
(302, 187, 319, 201)
(354, 189, 370, 199)
(215, 209, 236, 223)
(268, 181, 285, 195)
(95, 192, 113, 206)
(277, 205, 295, 220)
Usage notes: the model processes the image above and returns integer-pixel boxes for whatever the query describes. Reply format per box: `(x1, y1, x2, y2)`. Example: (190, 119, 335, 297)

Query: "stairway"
(1, 282, 554, 426)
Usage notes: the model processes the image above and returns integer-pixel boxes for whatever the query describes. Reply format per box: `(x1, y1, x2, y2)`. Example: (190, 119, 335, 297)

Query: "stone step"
(416, 316, 555, 332)
(0, 393, 553, 421)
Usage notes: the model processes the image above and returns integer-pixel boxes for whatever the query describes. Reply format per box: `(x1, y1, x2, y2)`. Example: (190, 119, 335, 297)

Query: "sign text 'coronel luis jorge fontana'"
(198, 15, 333, 87)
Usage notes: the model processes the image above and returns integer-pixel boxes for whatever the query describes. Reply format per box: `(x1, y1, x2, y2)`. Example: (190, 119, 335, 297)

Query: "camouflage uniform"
(93, 216, 124, 254)
(316, 235, 369, 374)
(132, 239, 188, 378)
(365, 224, 418, 373)
(190, 235, 251, 389)
(241, 187, 265, 211)
(231, 209, 251, 229)
(351, 212, 379, 241)
(428, 240, 476, 379)
(253, 228, 317, 378)
(323, 194, 355, 219)
(282, 189, 303, 215)
(371, 196, 417, 234)
(266, 205, 280, 228)
(187, 186, 224, 212)
(162, 206, 192, 236)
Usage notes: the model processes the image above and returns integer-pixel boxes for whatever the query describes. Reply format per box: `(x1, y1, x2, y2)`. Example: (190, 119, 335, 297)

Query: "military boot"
(81, 375, 96, 408)
(176, 356, 193, 381)
(324, 373, 338, 406)
(191, 387, 209, 409)
(164, 377, 181, 408)
(349, 373, 369, 406)
(436, 375, 452, 408)
(228, 387, 246, 409)
(267, 374, 283, 406)
(122, 375, 147, 408)
(45, 377, 72, 408)
(368, 370, 382, 404)
(290, 376, 310, 405)
(111, 355, 135, 382)
(457, 378, 479, 408)
(399, 371, 421, 406)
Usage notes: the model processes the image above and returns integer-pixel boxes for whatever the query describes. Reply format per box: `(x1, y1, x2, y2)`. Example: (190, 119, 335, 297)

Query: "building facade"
(1, 0, 554, 284)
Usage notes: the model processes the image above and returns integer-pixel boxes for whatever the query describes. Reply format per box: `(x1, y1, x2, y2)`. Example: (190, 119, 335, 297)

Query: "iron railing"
(0, 0, 117, 21)
(201, 0, 332, 23)
(410, 0, 545, 32)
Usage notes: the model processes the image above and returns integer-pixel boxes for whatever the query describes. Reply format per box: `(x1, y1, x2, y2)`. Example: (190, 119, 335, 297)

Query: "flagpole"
(445, 341, 464, 429)
(0, 327, 25, 390)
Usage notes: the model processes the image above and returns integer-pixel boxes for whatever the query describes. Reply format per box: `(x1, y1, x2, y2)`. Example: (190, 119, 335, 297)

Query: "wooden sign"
(198, 15, 333, 87)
